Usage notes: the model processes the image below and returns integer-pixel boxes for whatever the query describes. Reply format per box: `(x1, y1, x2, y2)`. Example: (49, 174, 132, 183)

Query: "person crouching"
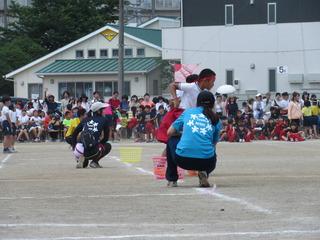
(71, 102, 112, 168)
(166, 91, 222, 187)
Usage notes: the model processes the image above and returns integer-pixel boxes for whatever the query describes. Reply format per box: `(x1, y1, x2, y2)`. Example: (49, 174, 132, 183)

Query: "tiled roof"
(37, 57, 161, 75)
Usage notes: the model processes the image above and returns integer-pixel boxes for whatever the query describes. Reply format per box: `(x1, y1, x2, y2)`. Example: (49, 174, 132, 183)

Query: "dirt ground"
(0, 140, 319, 240)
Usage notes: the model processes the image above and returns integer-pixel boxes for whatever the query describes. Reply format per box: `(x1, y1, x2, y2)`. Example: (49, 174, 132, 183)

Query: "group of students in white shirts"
(1, 97, 46, 153)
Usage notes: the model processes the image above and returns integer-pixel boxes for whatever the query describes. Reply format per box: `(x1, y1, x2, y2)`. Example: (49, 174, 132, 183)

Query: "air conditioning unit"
(233, 79, 240, 90)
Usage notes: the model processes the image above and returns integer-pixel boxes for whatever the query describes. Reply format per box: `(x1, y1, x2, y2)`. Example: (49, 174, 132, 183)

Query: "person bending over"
(72, 102, 112, 168)
(166, 91, 222, 187)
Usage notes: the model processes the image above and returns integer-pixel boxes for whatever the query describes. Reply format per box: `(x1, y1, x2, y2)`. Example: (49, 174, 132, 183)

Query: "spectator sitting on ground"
(48, 113, 62, 141)
(29, 110, 44, 142)
(17, 109, 30, 142)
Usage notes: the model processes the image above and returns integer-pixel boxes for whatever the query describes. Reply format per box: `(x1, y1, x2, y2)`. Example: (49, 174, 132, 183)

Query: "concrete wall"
(162, 22, 320, 94)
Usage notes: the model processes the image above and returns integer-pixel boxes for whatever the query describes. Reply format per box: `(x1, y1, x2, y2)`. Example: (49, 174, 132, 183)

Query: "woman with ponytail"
(166, 91, 222, 187)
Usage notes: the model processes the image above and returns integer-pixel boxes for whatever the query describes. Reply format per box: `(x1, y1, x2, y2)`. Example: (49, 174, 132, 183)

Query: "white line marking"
(0, 192, 200, 201)
(2, 230, 320, 239)
(0, 223, 207, 228)
(135, 167, 154, 175)
(110, 156, 271, 214)
(196, 187, 272, 214)
(0, 154, 12, 169)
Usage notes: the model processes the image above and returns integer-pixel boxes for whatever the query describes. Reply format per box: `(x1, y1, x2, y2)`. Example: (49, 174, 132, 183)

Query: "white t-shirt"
(19, 115, 29, 125)
(16, 108, 22, 118)
(1, 106, 10, 121)
(10, 111, 17, 124)
(178, 82, 202, 109)
(279, 99, 289, 109)
(30, 116, 43, 126)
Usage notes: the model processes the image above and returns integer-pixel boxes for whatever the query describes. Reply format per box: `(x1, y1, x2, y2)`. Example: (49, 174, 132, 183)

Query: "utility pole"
(118, 0, 125, 97)
(4, 0, 8, 28)
(151, 0, 155, 18)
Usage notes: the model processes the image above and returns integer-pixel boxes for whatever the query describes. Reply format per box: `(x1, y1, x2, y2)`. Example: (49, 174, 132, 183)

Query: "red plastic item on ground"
(152, 156, 184, 180)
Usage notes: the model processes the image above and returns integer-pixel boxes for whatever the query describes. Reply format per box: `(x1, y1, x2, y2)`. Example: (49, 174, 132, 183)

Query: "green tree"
(0, 36, 47, 96)
(0, 0, 118, 96)
(3, 0, 119, 51)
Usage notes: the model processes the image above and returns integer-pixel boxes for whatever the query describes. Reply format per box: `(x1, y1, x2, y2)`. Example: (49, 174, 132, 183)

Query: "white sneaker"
(76, 156, 85, 168)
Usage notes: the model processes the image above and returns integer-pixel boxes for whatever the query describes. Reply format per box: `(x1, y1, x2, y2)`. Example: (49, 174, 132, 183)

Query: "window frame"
(226, 69, 234, 86)
(112, 48, 119, 58)
(124, 48, 133, 57)
(268, 2, 277, 24)
(225, 4, 234, 26)
(137, 48, 145, 57)
(268, 68, 277, 92)
(100, 49, 108, 58)
(75, 50, 84, 59)
(87, 49, 96, 58)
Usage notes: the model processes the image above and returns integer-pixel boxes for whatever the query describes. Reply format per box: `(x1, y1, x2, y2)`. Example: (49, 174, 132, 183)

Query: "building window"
(268, 69, 277, 92)
(88, 50, 96, 58)
(58, 82, 92, 99)
(75, 50, 84, 59)
(137, 48, 145, 57)
(100, 49, 108, 58)
(226, 70, 234, 85)
(95, 81, 130, 97)
(225, 4, 234, 26)
(28, 84, 43, 99)
(153, 79, 159, 95)
(95, 82, 113, 97)
(125, 48, 133, 57)
(112, 49, 119, 57)
(268, 3, 277, 24)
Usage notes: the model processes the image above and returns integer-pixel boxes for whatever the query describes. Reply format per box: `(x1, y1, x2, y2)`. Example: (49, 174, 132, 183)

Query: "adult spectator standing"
(120, 95, 129, 112)
(226, 96, 239, 119)
(214, 95, 224, 117)
(91, 91, 103, 104)
(44, 90, 59, 113)
(279, 92, 290, 117)
(288, 92, 302, 126)
(108, 91, 121, 110)
(141, 93, 155, 108)
(60, 91, 71, 113)
(169, 68, 216, 109)
(80, 95, 90, 112)
(155, 96, 169, 113)
(253, 93, 265, 120)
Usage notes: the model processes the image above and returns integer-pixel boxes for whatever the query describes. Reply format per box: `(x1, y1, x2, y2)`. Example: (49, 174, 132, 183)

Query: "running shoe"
(89, 161, 102, 168)
(167, 181, 178, 187)
(76, 156, 85, 169)
(198, 171, 211, 188)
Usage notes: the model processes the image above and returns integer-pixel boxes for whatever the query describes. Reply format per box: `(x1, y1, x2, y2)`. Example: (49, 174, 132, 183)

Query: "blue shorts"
(2, 121, 13, 136)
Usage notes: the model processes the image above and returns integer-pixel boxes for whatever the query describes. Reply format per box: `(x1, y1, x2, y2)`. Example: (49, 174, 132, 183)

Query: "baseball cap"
(90, 102, 109, 112)
(256, 93, 262, 97)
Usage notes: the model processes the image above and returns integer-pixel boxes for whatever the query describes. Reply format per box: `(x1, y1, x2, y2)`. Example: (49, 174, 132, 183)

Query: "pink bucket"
(152, 156, 184, 180)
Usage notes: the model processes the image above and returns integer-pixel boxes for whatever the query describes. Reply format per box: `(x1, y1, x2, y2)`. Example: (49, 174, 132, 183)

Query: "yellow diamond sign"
(101, 29, 118, 41)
